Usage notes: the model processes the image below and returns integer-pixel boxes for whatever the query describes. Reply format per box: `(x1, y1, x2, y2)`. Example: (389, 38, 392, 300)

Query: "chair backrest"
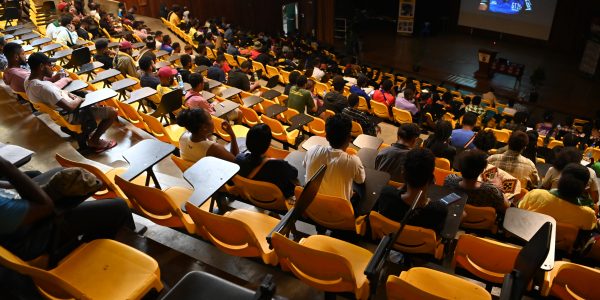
(461, 205, 498, 232)
(211, 115, 234, 142)
(266, 65, 280, 79)
(356, 96, 369, 112)
(260, 115, 287, 141)
(0, 245, 86, 299)
(314, 81, 329, 97)
(583, 147, 600, 161)
(116, 101, 148, 130)
(433, 167, 459, 186)
(223, 53, 238, 67)
(297, 187, 356, 232)
(307, 117, 326, 137)
(351, 121, 363, 137)
(280, 107, 299, 124)
(371, 100, 390, 119)
(251, 60, 266, 75)
(547, 140, 564, 149)
(452, 234, 520, 283)
(31, 102, 82, 133)
(546, 262, 600, 300)
(239, 105, 261, 127)
(279, 69, 290, 84)
(236, 55, 248, 66)
(270, 232, 357, 294)
(114, 175, 195, 233)
(392, 107, 413, 124)
(369, 211, 443, 259)
(184, 203, 266, 260)
(232, 175, 288, 211)
(139, 113, 172, 144)
(434, 157, 451, 171)
(171, 154, 194, 172)
(555, 222, 579, 254)
(319, 109, 335, 121)
(54, 153, 128, 202)
(387, 267, 492, 300)
(265, 146, 290, 159)
(491, 129, 510, 144)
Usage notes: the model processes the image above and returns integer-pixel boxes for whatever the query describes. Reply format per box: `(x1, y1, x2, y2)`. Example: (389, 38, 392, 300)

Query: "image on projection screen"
(458, 0, 557, 40)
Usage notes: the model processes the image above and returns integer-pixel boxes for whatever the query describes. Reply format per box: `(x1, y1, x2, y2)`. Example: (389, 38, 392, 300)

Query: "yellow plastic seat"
(140, 113, 186, 148)
(351, 121, 363, 137)
(211, 115, 249, 142)
(232, 175, 289, 211)
(279, 69, 290, 84)
(185, 203, 279, 265)
(54, 153, 146, 207)
(260, 115, 300, 148)
(265, 65, 282, 83)
(239, 105, 261, 127)
(0, 239, 163, 299)
(556, 222, 579, 254)
(31, 102, 82, 134)
(369, 211, 444, 260)
(434, 157, 451, 171)
(392, 107, 413, 124)
(320, 109, 336, 120)
(371, 100, 391, 120)
(296, 187, 366, 234)
(114, 175, 197, 234)
(305, 117, 326, 137)
(387, 267, 491, 300)
(265, 146, 290, 159)
(489, 129, 511, 144)
(236, 55, 248, 67)
(170, 154, 195, 172)
(271, 232, 372, 300)
(542, 261, 600, 299)
(357, 96, 370, 112)
(279, 107, 299, 124)
(547, 140, 564, 149)
(583, 147, 600, 161)
(461, 205, 498, 233)
(314, 81, 330, 97)
(433, 167, 459, 186)
(116, 101, 149, 131)
(223, 53, 239, 67)
(452, 234, 520, 284)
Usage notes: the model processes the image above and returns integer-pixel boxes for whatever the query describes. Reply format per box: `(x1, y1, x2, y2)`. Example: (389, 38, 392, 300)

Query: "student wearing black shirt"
(93, 38, 113, 69)
(177, 54, 193, 83)
(235, 124, 299, 198)
(375, 148, 448, 234)
(227, 60, 260, 92)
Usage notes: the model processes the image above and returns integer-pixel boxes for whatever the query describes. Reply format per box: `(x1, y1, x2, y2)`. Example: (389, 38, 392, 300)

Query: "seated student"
(488, 131, 539, 189)
(235, 124, 299, 199)
(375, 123, 420, 182)
(450, 112, 478, 149)
(0, 158, 134, 261)
(3, 43, 71, 93)
(137, 36, 156, 63)
(465, 95, 485, 116)
(371, 79, 395, 108)
(536, 111, 555, 138)
(177, 54, 193, 83)
(445, 150, 509, 213)
(113, 41, 138, 79)
(349, 74, 371, 107)
(342, 94, 379, 136)
(138, 55, 159, 89)
(283, 70, 300, 96)
(25, 53, 117, 151)
(425, 120, 457, 165)
(171, 42, 181, 54)
(55, 15, 78, 47)
(375, 148, 448, 234)
(519, 163, 598, 230)
(156, 66, 178, 99)
(159, 34, 174, 54)
(227, 60, 260, 92)
(287, 75, 317, 114)
(93, 38, 114, 69)
(541, 147, 599, 204)
(183, 44, 196, 60)
(322, 75, 348, 114)
(177, 109, 239, 162)
(185, 73, 241, 123)
(394, 87, 419, 115)
(207, 55, 226, 83)
(194, 47, 212, 67)
(304, 115, 365, 205)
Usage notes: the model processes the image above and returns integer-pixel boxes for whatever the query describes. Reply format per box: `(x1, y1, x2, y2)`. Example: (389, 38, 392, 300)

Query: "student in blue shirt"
(451, 112, 478, 149)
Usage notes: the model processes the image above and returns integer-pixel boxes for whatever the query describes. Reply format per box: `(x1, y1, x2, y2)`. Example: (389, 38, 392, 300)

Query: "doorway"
(282, 2, 299, 35)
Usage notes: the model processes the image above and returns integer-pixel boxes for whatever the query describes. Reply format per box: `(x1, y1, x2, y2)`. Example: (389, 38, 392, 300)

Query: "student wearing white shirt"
(304, 114, 366, 208)
(45, 20, 60, 39)
(55, 15, 79, 47)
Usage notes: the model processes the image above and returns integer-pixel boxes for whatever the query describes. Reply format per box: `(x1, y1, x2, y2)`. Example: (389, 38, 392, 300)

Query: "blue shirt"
(450, 129, 475, 149)
(349, 85, 370, 102)
(160, 44, 173, 55)
(207, 65, 226, 83)
(0, 190, 29, 235)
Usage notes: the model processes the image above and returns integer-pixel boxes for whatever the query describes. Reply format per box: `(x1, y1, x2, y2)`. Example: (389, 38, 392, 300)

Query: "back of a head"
(3, 42, 21, 58)
(462, 112, 478, 127)
(180, 54, 192, 67)
(357, 74, 367, 87)
(296, 75, 307, 88)
(543, 111, 554, 123)
(508, 131, 529, 152)
(325, 114, 352, 149)
(404, 148, 435, 188)
(145, 36, 156, 49)
(138, 55, 153, 71)
(95, 38, 109, 51)
(403, 87, 415, 100)
(553, 147, 583, 171)
(163, 35, 172, 45)
(289, 70, 300, 85)
(381, 79, 393, 92)
(347, 93, 359, 107)
(240, 60, 251, 70)
(60, 15, 73, 27)
(176, 109, 209, 133)
(472, 96, 482, 106)
(473, 130, 497, 152)
(434, 120, 453, 141)
(215, 54, 225, 63)
(442, 92, 453, 103)
(562, 133, 579, 147)
(246, 124, 272, 156)
(188, 73, 204, 89)
(463, 96, 471, 106)
(398, 123, 420, 142)
(457, 149, 488, 180)
(332, 75, 345, 91)
(557, 163, 590, 200)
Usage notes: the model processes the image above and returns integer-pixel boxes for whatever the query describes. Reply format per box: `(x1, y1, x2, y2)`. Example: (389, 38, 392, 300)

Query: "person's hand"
(64, 77, 73, 84)
(375, 125, 382, 135)
(221, 121, 235, 136)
